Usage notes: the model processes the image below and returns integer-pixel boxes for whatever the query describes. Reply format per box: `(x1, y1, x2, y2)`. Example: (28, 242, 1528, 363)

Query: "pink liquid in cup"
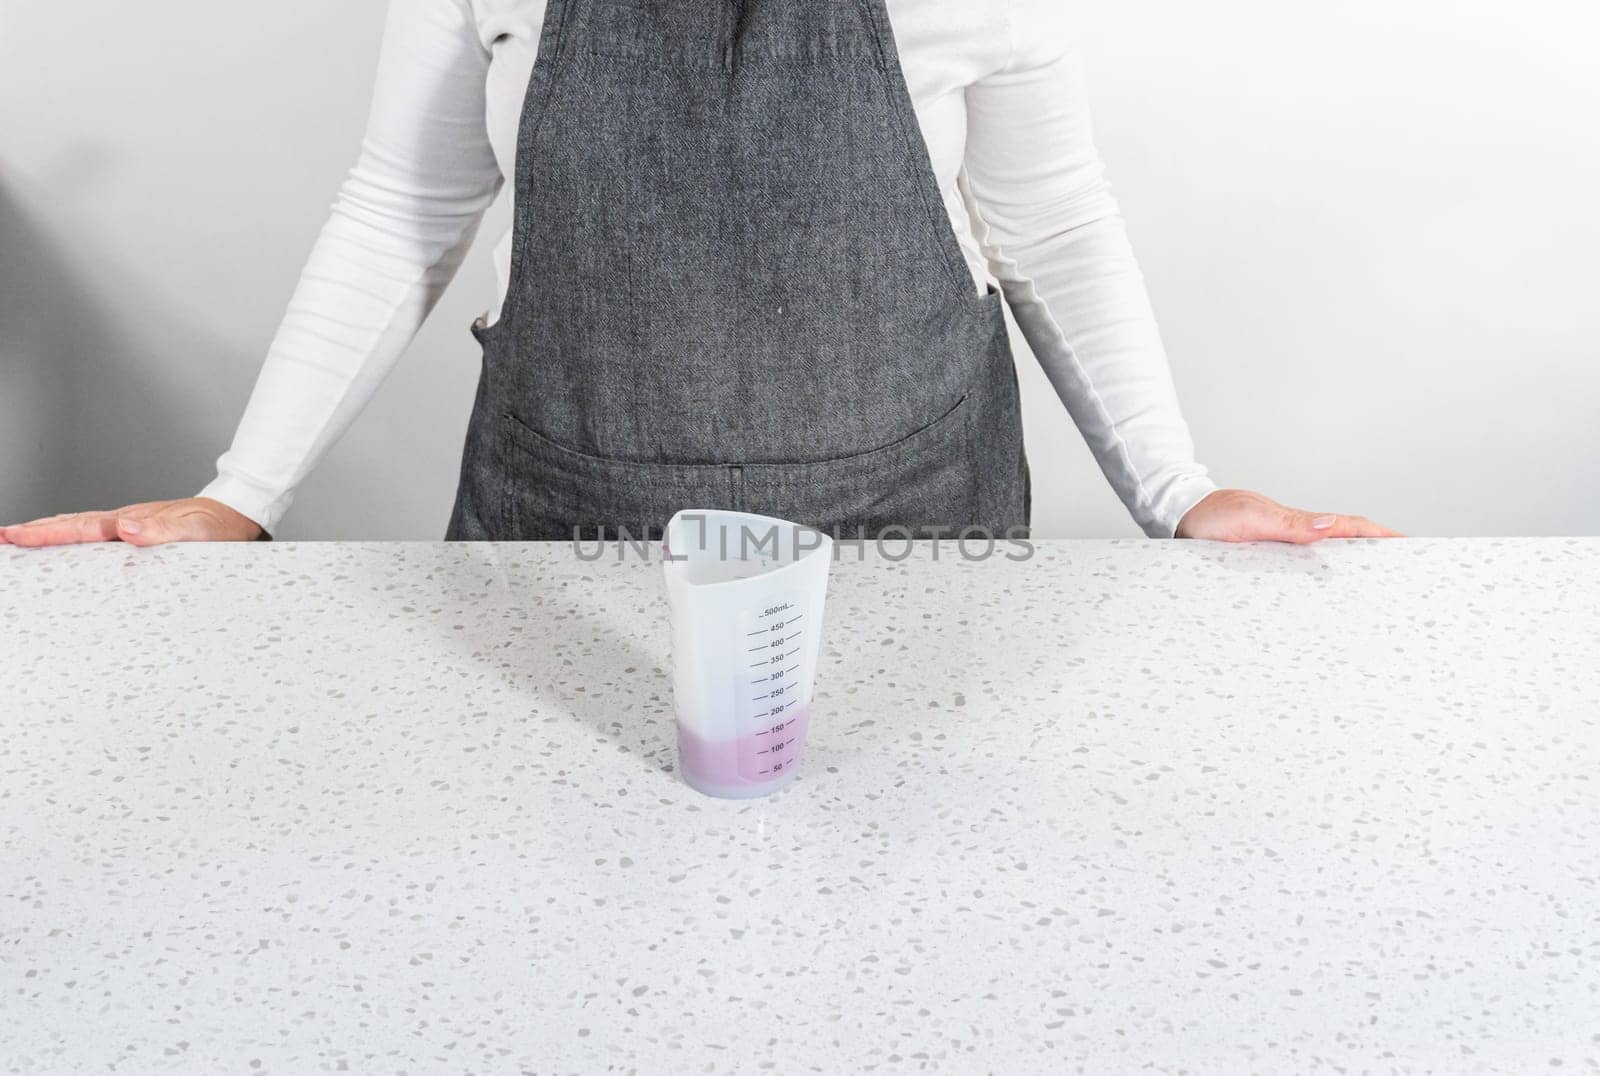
(677, 706, 811, 797)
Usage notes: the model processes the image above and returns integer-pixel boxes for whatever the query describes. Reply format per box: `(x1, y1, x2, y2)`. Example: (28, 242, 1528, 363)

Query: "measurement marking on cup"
(735, 594, 813, 782)
(756, 718, 795, 737)
(750, 616, 803, 636)
(757, 735, 797, 756)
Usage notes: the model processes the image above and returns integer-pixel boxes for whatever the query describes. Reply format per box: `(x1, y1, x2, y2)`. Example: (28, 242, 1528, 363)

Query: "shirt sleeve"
(199, 0, 502, 535)
(960, 0, 1216, 538)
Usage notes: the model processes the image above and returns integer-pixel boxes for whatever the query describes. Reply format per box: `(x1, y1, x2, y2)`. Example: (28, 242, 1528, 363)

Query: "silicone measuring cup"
(662, 509, 833, 798)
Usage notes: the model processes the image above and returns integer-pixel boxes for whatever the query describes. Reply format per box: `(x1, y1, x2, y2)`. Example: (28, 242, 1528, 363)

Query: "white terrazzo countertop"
(3, 538, 1599, 1074)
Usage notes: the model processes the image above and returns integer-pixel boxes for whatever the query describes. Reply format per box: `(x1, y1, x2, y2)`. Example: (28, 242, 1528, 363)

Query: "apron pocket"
(739, 391, 980, 538)
(500, 387, 983, 541)
(500, 413, 736, 541)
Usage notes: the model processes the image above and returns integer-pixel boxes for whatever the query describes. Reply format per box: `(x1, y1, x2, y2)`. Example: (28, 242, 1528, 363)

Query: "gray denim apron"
(446, 0, 1030, 541)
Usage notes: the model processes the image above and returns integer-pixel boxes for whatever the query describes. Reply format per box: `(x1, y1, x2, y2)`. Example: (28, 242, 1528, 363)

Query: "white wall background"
(2, 1, 1596, 539)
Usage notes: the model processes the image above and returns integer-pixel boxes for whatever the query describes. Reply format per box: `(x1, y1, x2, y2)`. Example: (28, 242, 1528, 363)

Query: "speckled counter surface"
(2, 538, 1598, 1074)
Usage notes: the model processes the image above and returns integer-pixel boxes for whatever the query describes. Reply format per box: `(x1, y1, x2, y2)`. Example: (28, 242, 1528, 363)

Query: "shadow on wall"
(0, 171, 220, 521)
(0, 172, 347, 528)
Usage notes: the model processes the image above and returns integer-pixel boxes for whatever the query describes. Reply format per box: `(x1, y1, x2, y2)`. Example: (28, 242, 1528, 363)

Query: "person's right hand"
(1, 498, 264, 547)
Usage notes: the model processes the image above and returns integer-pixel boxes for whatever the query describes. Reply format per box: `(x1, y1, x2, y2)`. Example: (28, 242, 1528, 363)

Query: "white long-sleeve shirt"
(200, 0, 1217, 538)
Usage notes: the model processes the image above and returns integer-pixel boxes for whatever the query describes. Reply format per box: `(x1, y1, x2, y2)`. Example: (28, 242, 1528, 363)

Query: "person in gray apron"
(2, 3, 1404, 550)
(445, 1, 1027, 543)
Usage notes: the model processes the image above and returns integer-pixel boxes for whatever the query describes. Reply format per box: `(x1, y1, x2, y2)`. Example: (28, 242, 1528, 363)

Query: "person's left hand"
(1175, 489, 1403, 543)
